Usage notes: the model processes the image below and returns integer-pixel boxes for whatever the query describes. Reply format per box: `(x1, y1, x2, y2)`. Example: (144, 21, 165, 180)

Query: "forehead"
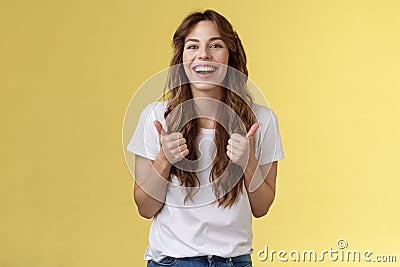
(185, 20, 221, 40)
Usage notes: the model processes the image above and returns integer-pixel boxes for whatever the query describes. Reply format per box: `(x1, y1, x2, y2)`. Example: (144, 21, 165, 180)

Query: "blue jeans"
(147, 254, 252, 267)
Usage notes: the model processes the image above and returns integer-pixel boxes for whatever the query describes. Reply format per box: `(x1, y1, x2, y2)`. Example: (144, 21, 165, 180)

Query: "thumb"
(154, 120, 166, 136)
(246, 122, 259, 138)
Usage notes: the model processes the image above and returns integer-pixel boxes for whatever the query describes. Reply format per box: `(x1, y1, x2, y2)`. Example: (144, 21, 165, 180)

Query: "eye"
(186, 44, 198, 49)
(210, 43, 223, 48)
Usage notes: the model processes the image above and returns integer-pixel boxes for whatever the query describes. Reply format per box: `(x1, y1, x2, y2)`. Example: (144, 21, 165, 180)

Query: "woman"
(127, 9, 285, 267)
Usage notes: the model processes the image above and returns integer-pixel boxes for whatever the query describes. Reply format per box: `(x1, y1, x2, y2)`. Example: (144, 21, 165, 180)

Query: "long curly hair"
(164, 9, 257, 207)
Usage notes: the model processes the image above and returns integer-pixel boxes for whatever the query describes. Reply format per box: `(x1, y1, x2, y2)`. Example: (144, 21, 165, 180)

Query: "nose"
(197, 46, 211, 60)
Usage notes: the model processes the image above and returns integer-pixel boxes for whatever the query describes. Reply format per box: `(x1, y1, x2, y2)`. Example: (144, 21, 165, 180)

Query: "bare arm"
(226, 122, 279, 218)
(134, 120, 188, 219)
(133, 154, 171, 219)
(243, 157, 278, 218)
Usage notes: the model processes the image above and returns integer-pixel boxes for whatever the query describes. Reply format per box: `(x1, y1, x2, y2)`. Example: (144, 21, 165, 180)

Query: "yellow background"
(1, 0, 399, 266)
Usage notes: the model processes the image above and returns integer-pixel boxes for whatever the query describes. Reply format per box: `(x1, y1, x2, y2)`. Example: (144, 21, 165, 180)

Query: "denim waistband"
(149, 254, 252, 267)
(182, 253, 251, 262)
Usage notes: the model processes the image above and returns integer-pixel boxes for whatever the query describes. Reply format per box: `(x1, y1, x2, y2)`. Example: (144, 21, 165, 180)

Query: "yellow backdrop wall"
(1, 0, 399, 266)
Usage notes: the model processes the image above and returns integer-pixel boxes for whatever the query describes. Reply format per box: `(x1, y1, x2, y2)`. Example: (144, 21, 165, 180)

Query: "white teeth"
(194, 66, 216, 72)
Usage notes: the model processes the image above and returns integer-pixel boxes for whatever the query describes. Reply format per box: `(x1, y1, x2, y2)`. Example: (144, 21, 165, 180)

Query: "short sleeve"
(126, 102, 166, 160)
(253, 105, 285, 165)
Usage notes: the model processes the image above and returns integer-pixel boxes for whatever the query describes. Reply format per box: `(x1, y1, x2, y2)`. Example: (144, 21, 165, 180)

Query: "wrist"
(154, 151, 172, 176)
(243, 153, 258, 181)
(244, 152, 258, 171)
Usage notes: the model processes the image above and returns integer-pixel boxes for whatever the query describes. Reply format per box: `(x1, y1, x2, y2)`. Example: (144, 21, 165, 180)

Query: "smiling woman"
(126, 9, 285, 267)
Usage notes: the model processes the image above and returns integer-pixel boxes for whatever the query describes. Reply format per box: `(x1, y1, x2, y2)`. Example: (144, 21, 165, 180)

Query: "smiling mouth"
(193, 65, 217, 75)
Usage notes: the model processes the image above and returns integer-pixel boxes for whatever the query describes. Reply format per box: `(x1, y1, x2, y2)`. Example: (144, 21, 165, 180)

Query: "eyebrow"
(185, 37, 223, 44)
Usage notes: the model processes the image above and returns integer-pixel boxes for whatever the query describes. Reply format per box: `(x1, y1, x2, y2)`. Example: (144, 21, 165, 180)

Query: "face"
(182, 20, 229, 97)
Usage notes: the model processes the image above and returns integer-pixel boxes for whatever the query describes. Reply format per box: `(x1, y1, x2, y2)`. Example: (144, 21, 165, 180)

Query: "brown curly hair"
(164, 9, 257, 207)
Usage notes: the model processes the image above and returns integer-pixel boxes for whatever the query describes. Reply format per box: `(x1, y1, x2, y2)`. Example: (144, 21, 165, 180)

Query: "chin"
(191, 83, 222, 91)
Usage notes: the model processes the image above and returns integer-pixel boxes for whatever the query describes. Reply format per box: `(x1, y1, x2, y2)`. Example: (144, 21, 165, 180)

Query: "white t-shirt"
(127, 100, 285, 261)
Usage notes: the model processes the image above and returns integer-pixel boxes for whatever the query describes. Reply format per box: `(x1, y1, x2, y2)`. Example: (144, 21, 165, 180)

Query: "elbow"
(134, 195, 155, 219)
(135, 196, 156, 219)
(133, 183, 165, 219)
(137, 206, 155, 219)
(135, 195, 162, 219)
(252, 198, 275, 218)
(253, 208, 269, 218)
(134, 188, 155, 219)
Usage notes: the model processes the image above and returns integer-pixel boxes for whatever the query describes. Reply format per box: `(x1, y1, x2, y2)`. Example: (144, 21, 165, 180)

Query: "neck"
(190, 88, 224, 129)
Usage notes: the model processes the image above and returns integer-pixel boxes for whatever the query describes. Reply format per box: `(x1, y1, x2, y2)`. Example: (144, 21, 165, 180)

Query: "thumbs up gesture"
(154, 120, 189, 164)
(226, 123, 259, 168)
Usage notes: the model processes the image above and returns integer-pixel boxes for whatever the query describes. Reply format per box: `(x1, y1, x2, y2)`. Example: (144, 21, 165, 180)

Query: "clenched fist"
(154, 120, 189, 164)
(226, 123, 259, 168)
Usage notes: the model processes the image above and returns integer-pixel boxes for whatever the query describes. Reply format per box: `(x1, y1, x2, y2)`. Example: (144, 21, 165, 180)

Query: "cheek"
(219, 50, 229, 65)
(182, 53, 188, 63)
(182, 51, 193, 63)
(224, 54, 229, 65)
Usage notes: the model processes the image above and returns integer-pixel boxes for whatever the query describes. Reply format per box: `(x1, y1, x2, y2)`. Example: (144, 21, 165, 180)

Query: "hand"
(154, 120, 189, 164)
(226, 123, 259, 168)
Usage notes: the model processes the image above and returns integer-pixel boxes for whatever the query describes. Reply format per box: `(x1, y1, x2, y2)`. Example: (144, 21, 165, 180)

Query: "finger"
(230, 133, 245, 141)
(172, 148, 189, 162)
(227, 145, 240, 158)
(226, 150, 233, 159)
(246, 122, 260, 138)
(154, 120, 167, 136)
(177, 137, 186, 146)
(228, 138, 244, 150)
(178, 143, 188, 153)
(164, 138, 186, 149)
(229, 133, 247, 148)
(226, 151, 239, 163)
(171, 144, 188, 156)
(227, 144, 245, 158)
(181, 148, 189, 157)
(165, 132, 184, 142)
